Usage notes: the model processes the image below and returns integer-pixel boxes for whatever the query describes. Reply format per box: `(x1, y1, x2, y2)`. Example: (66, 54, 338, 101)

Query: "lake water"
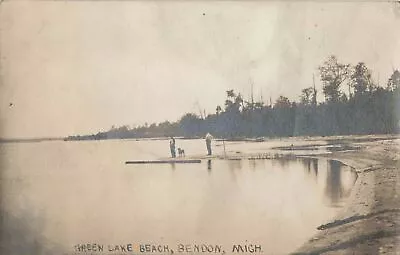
(0, 139, 357, 255)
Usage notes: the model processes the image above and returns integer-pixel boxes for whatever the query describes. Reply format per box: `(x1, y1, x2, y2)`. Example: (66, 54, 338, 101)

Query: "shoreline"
(290, 137, 399, 254)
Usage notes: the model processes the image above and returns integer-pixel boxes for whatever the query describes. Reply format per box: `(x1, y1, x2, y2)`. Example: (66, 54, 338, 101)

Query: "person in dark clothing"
(169, 137, 176, 158)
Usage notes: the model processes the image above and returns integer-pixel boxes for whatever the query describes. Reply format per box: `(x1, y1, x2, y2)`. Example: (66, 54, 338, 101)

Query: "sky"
(0, 1, 399, 138)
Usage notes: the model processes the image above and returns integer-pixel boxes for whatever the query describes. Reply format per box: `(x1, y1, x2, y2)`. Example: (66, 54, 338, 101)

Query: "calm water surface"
(0, 139, 357, 254)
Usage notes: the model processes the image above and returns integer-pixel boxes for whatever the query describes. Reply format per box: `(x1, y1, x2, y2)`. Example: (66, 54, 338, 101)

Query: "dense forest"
(66, 56, 400, 141)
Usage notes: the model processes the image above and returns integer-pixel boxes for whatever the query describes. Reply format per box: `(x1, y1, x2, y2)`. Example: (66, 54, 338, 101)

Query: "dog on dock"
(177, 148, 185, 157)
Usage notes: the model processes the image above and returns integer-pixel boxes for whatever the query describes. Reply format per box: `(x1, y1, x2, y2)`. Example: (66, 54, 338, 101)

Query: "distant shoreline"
(1, 133, 398, 144)
(0, 136, 261, 144)
(0, 137, 65, 144)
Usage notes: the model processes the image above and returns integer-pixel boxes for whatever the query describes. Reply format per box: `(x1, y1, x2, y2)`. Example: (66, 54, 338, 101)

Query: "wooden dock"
(125, 159, 202, 164)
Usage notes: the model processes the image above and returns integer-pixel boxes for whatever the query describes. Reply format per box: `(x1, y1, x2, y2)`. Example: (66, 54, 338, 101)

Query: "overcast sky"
(1, 1, 399, 138)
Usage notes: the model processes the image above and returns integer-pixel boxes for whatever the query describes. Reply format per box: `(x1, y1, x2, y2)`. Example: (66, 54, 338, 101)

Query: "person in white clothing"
(205, 133, 213, 156)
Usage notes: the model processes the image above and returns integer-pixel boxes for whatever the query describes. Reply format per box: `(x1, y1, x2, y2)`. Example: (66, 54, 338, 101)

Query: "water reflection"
(313, 159, 318, 177)
(212, 157, 356, 208)
(226, 159, 242, 171)
(325, 160, 357, 206)
(249, 159, 261, 171)
(302, 158, 312, 173)
(325, 160, 343, 205)
(225, 159, 242, 183)
(275, 157, 290, 169)
(301, 158, 319, 180)
(249, 159, 257, 170)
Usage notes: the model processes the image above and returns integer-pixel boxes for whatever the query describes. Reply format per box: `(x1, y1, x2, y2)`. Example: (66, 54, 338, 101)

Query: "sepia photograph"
(0, 1, 399, 254)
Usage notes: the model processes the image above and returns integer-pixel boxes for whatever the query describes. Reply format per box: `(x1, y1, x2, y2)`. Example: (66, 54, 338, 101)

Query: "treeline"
(66, 56, 400, 141)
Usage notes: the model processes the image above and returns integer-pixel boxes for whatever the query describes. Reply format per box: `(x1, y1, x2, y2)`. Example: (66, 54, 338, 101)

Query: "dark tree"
(274, 96, 291, 108)
(216, 105, 222, 115)
(387, 69, 400, 91)
(300, 87, 315, 105)
(350, 62, 372, 96)
(319, 56, 350, 103)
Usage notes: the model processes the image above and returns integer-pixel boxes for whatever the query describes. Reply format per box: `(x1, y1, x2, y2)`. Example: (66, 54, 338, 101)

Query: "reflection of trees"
(301, 158, 319, 180)
(275, 158, 290, 169)
(249, 159, 267, 172)
(249, 159, 258, 171)
(249, 160, 255, 170)
(313, 159, 318, 177)
(226, 160, 242, 182)
(227, 159, 242, 171)
(325, 160, 344, 206)
(302, 158, 312, 173)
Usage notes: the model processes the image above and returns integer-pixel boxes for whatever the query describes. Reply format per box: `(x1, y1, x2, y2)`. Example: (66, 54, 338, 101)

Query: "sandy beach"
(291, 136, 400, 254)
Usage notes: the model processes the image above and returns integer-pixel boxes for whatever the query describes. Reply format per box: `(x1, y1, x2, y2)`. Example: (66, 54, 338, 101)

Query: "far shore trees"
(66, 56, 400, 141)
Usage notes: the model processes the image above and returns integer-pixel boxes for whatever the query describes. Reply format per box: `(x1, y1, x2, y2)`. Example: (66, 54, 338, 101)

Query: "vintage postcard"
(0, 1, 399, 254)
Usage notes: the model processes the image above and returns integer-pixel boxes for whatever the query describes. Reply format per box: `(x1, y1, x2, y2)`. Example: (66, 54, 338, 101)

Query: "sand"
(292, 136, 400, 254)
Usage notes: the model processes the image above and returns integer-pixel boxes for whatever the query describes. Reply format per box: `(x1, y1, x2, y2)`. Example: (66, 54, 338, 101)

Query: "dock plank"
(125, 159, 201, 164)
